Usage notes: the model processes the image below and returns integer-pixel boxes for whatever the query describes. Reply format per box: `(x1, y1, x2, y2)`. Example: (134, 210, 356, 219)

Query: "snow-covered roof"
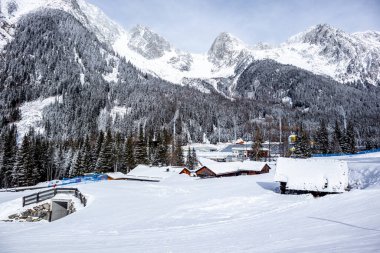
(106, 172, 128, 180)
(232, 147, 253, 151)
(240, 161, 269, 171)
(196, 151, 232, 159)
(197, 158, 269, 176)
(274, 158, 349, 193)
(126, 165, 184, 181)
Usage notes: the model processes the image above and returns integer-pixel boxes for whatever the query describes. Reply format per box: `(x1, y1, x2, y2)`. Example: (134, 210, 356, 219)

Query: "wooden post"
(36, 193, 39, 203)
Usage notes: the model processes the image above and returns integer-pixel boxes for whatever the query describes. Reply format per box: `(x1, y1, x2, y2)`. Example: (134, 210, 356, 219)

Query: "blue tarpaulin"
(312, 148, 380, 158)
(48, 174, 108, 187)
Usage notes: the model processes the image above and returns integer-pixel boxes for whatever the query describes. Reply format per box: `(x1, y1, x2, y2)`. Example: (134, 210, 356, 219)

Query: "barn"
(195, 158, 271, 178)
(274, 158, 349, 196)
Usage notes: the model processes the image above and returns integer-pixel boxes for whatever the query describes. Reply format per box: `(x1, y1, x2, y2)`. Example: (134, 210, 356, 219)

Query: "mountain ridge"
(1, 0, 379, 89)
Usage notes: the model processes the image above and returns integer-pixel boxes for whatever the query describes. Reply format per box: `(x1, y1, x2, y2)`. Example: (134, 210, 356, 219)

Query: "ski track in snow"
(1, 154, 380, 252)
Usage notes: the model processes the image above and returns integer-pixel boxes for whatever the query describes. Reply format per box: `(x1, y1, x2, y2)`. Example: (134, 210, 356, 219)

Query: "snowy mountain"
(1, 0, 379, 88)
(0, 0, 123, 47)
(276, 25, 380, 86)
(208, 32, 250, 68)
(1, 0, 380, 145)
(114, 24, 380, 88)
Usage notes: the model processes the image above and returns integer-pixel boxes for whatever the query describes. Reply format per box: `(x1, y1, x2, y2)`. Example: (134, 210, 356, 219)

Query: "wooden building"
(195, 158, 271, 178)
(239, 161, 271, 175)
(195, 167, 218, 178)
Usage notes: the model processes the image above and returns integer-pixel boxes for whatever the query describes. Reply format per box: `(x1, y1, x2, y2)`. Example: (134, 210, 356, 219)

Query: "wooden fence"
(22, 188, 87, 207)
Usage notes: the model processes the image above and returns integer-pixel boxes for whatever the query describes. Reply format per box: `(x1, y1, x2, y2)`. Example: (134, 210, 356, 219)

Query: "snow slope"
(1, 156, 380, 252)
(15, 96, 62, 141)
(316, 151, 380, 190)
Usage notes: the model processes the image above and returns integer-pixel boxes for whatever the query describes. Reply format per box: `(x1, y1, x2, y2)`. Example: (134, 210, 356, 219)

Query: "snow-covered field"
(0, 155, 380, 252)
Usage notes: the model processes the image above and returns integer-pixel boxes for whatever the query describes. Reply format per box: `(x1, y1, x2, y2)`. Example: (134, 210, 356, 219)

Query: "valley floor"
(0, 156, 380, 252)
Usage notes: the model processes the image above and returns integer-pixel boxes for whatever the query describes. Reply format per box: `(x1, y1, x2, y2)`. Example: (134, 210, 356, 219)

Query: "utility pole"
(218, 119, 221, 143)
(279, 115, 283, 157)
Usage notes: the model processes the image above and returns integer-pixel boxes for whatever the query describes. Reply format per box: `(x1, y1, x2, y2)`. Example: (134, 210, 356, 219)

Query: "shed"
(274, 158, 349, 195)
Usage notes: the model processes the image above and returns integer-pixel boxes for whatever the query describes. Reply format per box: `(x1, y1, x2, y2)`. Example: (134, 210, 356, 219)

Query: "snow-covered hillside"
(1, 155, 380, 252)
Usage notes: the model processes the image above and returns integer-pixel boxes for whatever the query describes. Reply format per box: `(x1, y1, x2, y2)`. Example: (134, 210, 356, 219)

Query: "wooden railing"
(22, 188, 87, 207)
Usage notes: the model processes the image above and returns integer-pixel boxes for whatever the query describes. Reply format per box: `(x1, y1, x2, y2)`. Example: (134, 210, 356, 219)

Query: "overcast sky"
(88, 0, 380, 53)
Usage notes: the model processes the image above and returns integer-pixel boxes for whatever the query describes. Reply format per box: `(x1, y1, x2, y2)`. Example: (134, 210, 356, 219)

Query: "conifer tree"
(186, 147, 193, 169)
(252, 126, 264, 161)
(147, 129, 156, 164)
(16, 134, 38, 186)
(157, 132, 169, 166)
(341, 122, 356, 154)
(113, 132, 124, 172)
(70, 151, 82, 177)
(150, 132, 160, 166)
(294, 125, 312, 158)
(54, 146, 66, 179)
(172, 137, 184, 166)
(186, 147, 198, 170)
(94, 130, 104, 164)
(96, 129, 114, 172)
(135, 126, 148, 165)
(12, 148, 23, 187)
(192, 148, 198, 168)
(0, 125, 17, 188)
(80, 135, 93, 173)
(314, 119, 329, 154)
(33, 135, 48, 183)
(331, 120, 343, 154)
(124, 135, 136, 172)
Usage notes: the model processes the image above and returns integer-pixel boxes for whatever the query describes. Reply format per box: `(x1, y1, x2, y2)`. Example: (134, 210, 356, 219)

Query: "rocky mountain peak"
(208, 32, 248, 67)
(128, 24, 172, 59)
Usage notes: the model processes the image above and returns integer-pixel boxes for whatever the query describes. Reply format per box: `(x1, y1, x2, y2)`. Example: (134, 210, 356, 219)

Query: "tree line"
(1, 118, 361, 188)
(250, 119, 358, 160)
(0, 125, 186, 188)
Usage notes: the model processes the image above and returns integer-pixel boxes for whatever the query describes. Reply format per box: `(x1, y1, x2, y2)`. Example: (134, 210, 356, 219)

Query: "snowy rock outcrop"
(208, 32, 251, 69)
(128, 25, 172, 59)
(283, 24, 380, 85)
